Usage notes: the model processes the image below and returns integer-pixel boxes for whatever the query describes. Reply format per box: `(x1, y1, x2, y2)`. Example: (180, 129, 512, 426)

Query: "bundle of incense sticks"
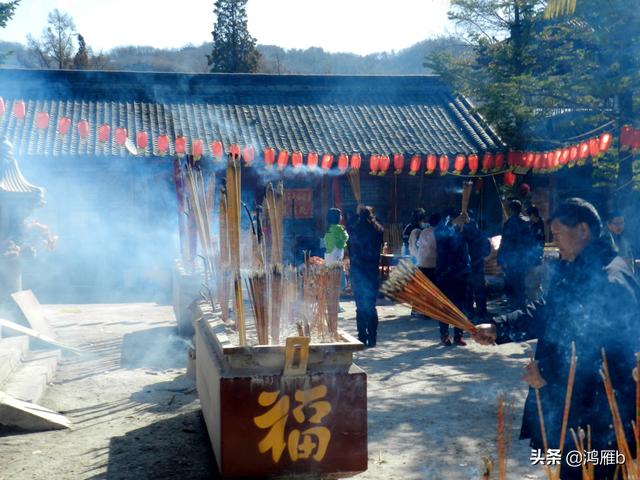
(324, 264, 342, 340)
(600, 349, 636, 480)
(347, 168, 361, 204)
(172, 157, 189, 266)
(269, 264, 283, 345)
(225, 155, 246, 345)
(246, 271, 268, 345)
(496, 394, 515, 480)
(282, 265, 298, 334)
(264, 182, 284, 266)
(569, 426, 593, 480)
(383, 224, 402, 254)
(218, 182, 230, 324)
(185, 156, 216, 280)
(380, 260, 477, 334)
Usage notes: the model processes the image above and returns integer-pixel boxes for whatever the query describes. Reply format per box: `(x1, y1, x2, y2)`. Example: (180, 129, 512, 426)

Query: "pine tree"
(0, 1, 19, 28)
(207, 0, 261, 73)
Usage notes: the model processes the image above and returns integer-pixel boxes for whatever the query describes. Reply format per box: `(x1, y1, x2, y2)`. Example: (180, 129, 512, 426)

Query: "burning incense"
(324, 264, 342, 340)
(246, 272, 268, 345)
(269, 264, 283, 344)
(600, 349, 634, 480)
(380, 260, 477, 334)
(554, 342, 577, 480)
(497, 394, 515, 480)
(172, 157, 189, 266)
(218, 183, 230, 323)
(461, 180, 473, 214)
(527, 347, 553, 480)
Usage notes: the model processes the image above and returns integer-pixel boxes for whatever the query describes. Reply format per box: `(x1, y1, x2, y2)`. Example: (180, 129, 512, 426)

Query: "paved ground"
(0, 301, 545, 479)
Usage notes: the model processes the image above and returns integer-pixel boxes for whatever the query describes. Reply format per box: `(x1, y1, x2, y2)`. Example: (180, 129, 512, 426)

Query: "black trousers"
(350, 266, 379, 347)
(438, 273, 468, 339)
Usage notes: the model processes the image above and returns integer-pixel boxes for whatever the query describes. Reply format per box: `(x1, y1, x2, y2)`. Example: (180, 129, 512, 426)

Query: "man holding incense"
(474, 198, 639, 480)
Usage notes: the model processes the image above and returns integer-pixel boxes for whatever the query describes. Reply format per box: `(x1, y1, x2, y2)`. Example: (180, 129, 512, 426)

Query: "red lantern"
(569, 145, 579, 164)
(192, 139, 204, 159)
(350, 153, 362, 170)
(454, 154, 465, 174)
(481, 153, 493, 172)
(277, 150, 289, 170)
(369, 155, 380, 175)
(560, 148, 570, 166)
(426, 154, 437, 174)
(507, 151, 518, 168)
(409, 155, 421, 175)
(0, 97, 5, 117)
(588, 138, 599, 158)
(321, 154, 334, 170)
(599, 132, 612, 154)
(393, 153, 404, 174)
(552, 149, 562, 169)
(468, 154, 479, 174)
(210, 140, 223, 159)
(136, 131, 148, 150)
(242, 145, 255, 166)
(116, 127, 128, 146)
(438, 155, 449, 175)
(620, 125, 633, 150)
(338, 154, 349, 172)
(291, 151, 303, 168)
(494, 152, 505, 170)
(175, 136, 186, 154)
(307, 152, 318, 169)
(504, 171, 516, 186)
(578, 141, 590, 159)
(12, 100, 25, 120)
(378, 155, 390, 175)
(533, 153, 542, 170)
(36, 112, 49, 130)
(77, 119, 90, 139)
(157, 134, 169, 154)
(229, 144, 240, 159)
(264, 147, 276, 168)
(524, 152, 535, 169)
(98, 124, 111, 143)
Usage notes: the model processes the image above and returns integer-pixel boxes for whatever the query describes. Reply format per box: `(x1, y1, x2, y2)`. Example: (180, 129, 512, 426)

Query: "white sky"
(1, 0, 451, 55)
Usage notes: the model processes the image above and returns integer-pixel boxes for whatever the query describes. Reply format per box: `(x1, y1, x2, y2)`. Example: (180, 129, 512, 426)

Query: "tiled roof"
(0, 69, 504, 161)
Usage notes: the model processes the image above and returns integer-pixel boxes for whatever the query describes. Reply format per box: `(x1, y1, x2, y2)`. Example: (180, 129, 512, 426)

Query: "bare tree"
(27, 9, 76, 69)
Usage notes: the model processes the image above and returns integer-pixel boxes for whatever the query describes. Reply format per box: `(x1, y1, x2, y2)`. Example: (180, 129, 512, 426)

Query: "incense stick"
(554, 342, 578, 480)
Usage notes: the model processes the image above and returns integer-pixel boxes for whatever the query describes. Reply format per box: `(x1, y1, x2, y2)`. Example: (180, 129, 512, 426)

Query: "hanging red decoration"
(524, 152, 535, 169)
(192, 139, 204, 159)
(438, 155, 449, 175)
(426, 154, 437, 174)
(494, 152, 505, 170)
(369, 155, 380, 175)
(350, 153, 362, 170)
(454, 154, 465, 174)
(620, 125, 633, 150)
(157, 134, 170, 154)
(378, 155, 390, 175)
(599, 132, 612, 154)
(504, 171, 516, 186)
(98, 124, 111, 143)
(551, 149, 562, 170)
(321, 154, 334, 170)
(560, 148, 570, 166)
(307, 151, 318, 168)
(291, 151, 303, 168)
(242, 145, 255, 166)
(533, 153, 542, 170)
(632, 129, 640, 151)
(277, 150, 289, 170)
(393, 154, 404, 174)
(264, 147, 276, 168)
(210, 140, 223, 159)
(0, 97, 5, 117)
(116, 127, 128, 146)
(77, 119, 90, 139)
(468, 154, 479, 174)
(569, 145, 579, 166)
(175, 136, 186, 154)
(136, 131, 148, 150)
(588, 137, 599, 158)
(338, 154, 349, 172)
(229, 144, 240, 159)
(507, 151, 518, 168)
(481, 152, 493, 172)
(36, 112, 49, 130)
(409, 155, 421, 175)
(12, 100, 25, 120)
(578, 141, 589, 160)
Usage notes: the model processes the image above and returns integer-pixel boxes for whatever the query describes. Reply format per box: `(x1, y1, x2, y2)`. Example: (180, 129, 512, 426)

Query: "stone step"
(1, 349, 61, 404)
(0, 336, 29, 386)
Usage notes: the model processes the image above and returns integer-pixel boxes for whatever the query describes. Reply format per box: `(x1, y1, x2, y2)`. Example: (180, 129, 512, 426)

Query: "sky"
(1, 0, 451, 55)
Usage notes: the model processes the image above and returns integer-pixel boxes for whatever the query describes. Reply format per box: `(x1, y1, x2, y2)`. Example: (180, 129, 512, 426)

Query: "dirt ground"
(0, 301, 546, 480)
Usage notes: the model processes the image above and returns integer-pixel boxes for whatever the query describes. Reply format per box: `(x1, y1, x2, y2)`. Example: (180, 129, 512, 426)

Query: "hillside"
(0, 37, 466, 75)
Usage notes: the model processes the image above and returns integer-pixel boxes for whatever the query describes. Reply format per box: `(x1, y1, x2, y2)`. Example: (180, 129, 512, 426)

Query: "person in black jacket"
(458, 211, 490, 321)
(348, 207, 384, 347)
(474, 198, 639, 480)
